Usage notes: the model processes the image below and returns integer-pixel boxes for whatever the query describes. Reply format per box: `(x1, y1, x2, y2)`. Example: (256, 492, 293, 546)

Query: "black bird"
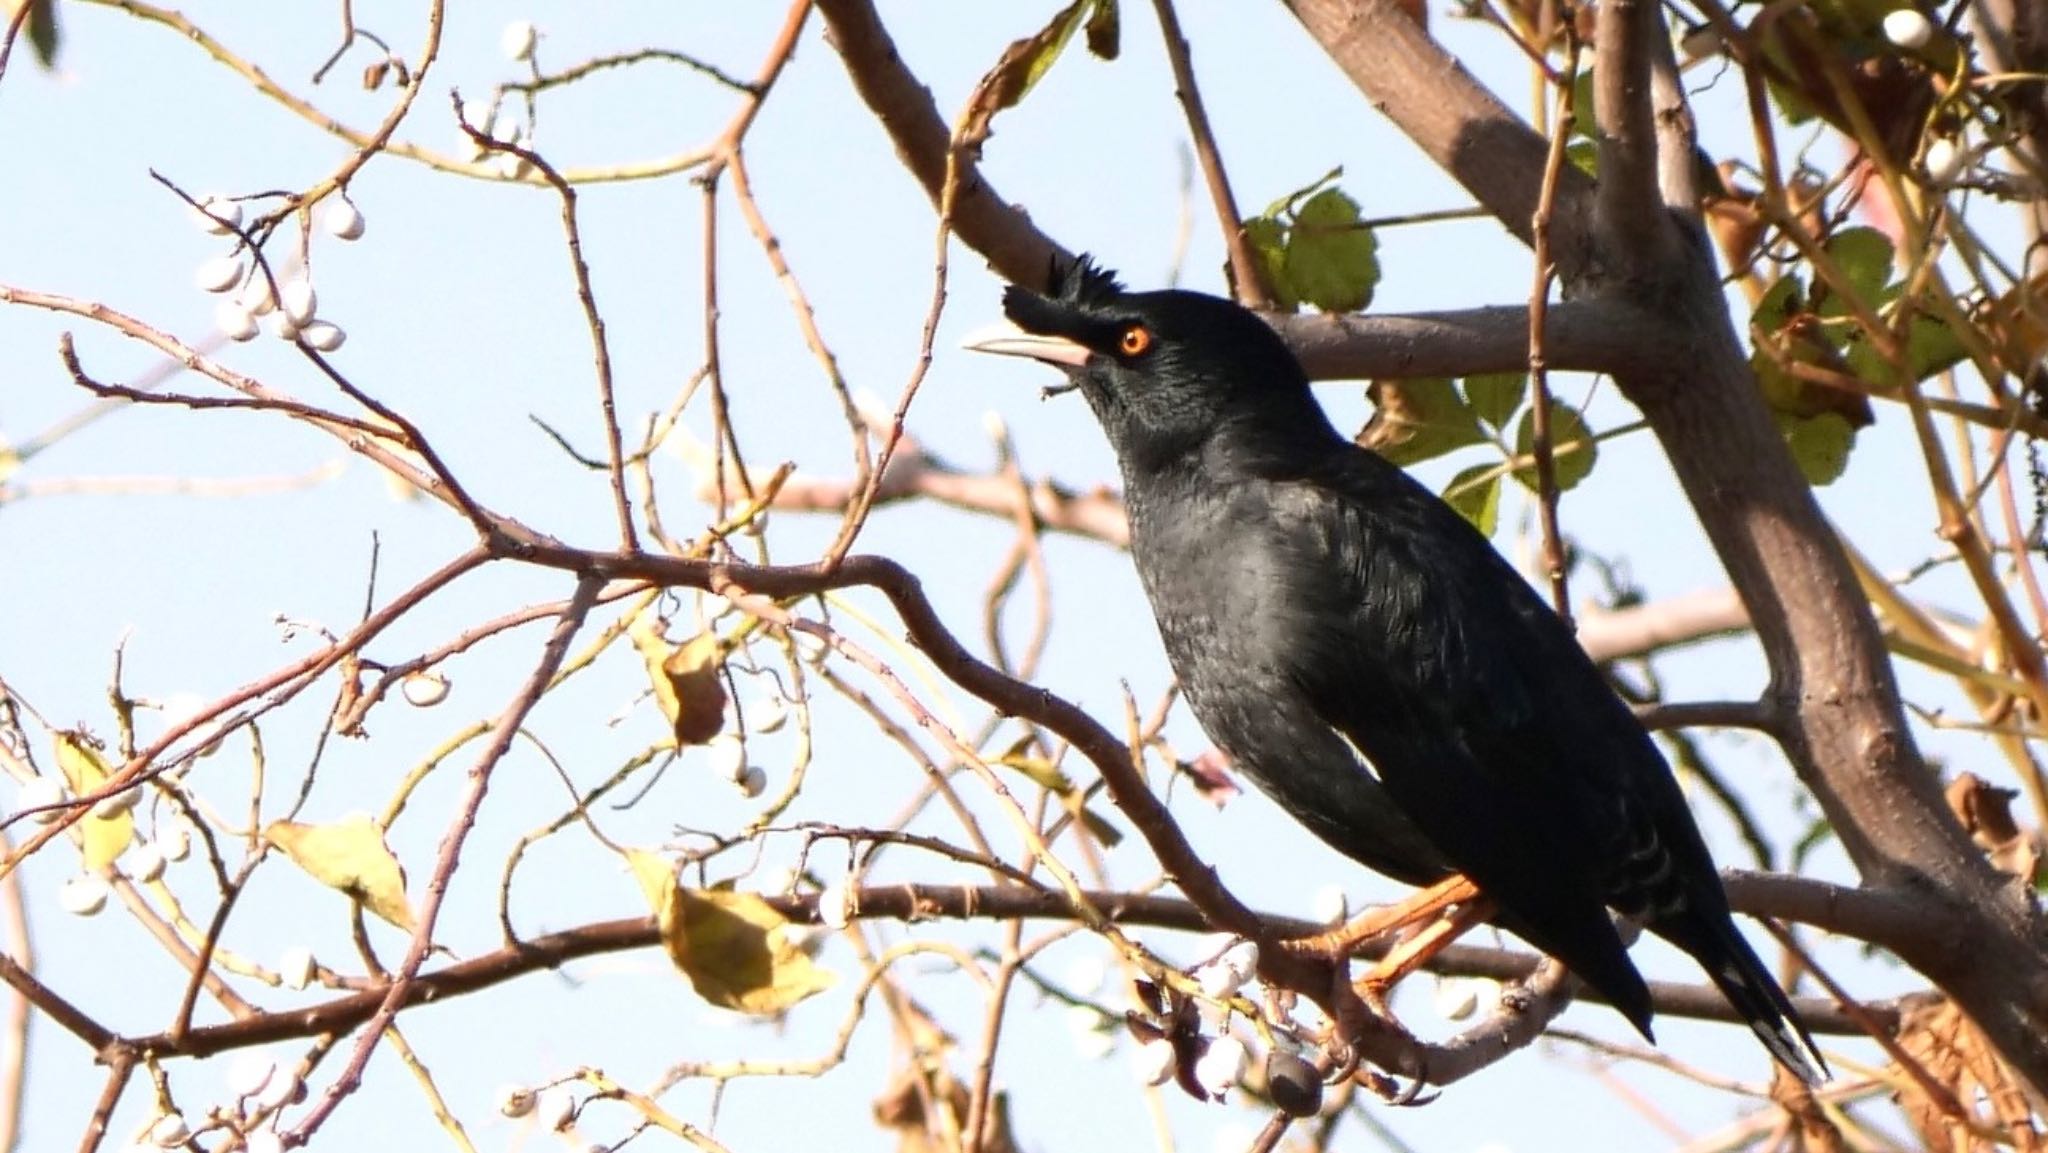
(966, 255, 1824, 1083)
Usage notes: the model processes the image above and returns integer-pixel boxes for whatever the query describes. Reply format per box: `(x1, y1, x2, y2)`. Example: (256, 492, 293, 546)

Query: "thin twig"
(1149, 0, 1268, 305)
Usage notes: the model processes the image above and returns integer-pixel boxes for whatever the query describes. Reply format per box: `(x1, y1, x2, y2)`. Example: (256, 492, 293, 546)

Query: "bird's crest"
(1049, 253, 1125, 308)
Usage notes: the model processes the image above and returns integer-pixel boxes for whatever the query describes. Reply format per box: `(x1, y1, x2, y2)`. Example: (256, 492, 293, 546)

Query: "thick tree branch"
(112, 883, 1895, 1065)
(815, 0, 1063, 280)
(1591, 0, 1679, 274)
(1278, 0, 1594, 268)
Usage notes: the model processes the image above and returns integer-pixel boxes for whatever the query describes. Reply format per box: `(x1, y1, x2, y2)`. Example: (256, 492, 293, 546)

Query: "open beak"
(960, 321, 1093, 369)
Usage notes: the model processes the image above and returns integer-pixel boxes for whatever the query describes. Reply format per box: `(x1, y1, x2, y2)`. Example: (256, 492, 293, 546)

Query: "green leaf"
(1442, 463, 1502, 537)
(1904, 310, 1968, 381)
(1282, 187, 1379, 313)
(1512, 403, 1598, 491)
(1778, 411, 1856, 485)
(1564, 139, 1598, 178)
(1259, 166, 1343, 220)
(1570, 69, 1598, 141)
(1361, 379, 1486, 466)
(1462, 373, 1527, 431)
(1241, 216, 1296, 313)
(1819, 227, 1894, 318)
(1751, 274, 1804, 333)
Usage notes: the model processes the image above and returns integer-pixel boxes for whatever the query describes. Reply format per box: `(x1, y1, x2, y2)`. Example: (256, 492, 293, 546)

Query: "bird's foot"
(1283, 874, 1483, 963)
(1352, 893, 1497, 1017)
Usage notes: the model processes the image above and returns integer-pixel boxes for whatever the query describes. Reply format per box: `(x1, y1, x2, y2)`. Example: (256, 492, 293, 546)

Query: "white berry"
(279, 945, 316, 990)
(533, 1088, 573, 1131)
(705, 735, 746, 782)
(401, 670, 448, 707)
(496, 1084, 536, 1118)
(147, 1112, 191, 1147)
(736, 764, 767, 798)
(1219, 939, 1259, 982)
(127, 841, 167, 884)
(1132, 1037, 1176, 1087)
(237, 274, 277, 316)
(279, 278, 318, 326)
(1883, 8, 1933, 49)
(1924, 137, 1966, 183)
(242, 1129, 283, 1153)
(215, 299, 259, 342)
(270, 313, 301, 342)
(91, 785, 138, 820)
(501, 20, 538, 62)
(323, 198, 366, 241)
(1196, 961, 1244, 1000)
(1311, 884, 1348, 925)
(817, 878, 854, 930)
(300, 320, 347, 352)
(1194, 1035, 1248, 1098)
(192, 196, 241, 234)
(194, 256, 242, 294)
(159, 820, 193, 861)
(16, 777, 67, 824)
(60, 874, 110, 917)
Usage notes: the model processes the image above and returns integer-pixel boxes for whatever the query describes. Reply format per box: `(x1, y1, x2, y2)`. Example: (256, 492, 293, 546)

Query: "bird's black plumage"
(970, 255, 1825, 1082)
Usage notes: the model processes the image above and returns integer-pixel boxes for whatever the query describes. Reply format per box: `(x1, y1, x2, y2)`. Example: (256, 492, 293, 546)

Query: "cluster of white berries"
(191, 192, 362, 350)
(1191, 933, 1260, 1001)
(115, 1053, 302, 1151)
(1138, 1032, 1246, 1096)
(703, 734, 767, 798)
(15, 775, 197, 916)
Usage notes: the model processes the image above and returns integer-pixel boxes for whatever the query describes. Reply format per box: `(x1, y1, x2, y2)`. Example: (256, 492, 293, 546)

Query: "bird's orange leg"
(1285, 873, 1482, 961)
(1353, 894, 1497, 1022)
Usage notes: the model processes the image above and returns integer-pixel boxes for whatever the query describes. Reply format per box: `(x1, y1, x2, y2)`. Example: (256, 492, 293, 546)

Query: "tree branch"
(112, 882, 1897, 1065)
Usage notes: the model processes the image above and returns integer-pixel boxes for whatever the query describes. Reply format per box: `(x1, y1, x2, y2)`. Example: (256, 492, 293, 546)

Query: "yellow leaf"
(265, 815, 416, 931)
(992, 734, 1074, 794)
(52, 732, 132, 872)
(629, 617, 726, 746)
(626, 849, 834, 1016)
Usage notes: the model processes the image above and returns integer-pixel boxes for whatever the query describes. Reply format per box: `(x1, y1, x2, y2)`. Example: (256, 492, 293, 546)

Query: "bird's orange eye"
(1119, 325, 1153, 357)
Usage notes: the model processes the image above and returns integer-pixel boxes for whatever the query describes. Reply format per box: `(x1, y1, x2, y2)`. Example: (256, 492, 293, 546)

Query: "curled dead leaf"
(630, 616, 727, 746)
(628, 849, 834, 1016)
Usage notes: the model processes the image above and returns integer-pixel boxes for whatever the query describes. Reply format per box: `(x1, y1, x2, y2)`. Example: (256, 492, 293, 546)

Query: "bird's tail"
(1689, 918, 1829, 1084)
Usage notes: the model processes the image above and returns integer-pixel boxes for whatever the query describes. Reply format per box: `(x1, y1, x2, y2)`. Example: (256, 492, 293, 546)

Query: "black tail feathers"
(1693, 919, 1829, 1084)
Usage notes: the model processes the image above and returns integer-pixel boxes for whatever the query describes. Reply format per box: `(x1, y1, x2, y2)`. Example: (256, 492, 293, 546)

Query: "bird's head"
(964, 255, 1333, 473)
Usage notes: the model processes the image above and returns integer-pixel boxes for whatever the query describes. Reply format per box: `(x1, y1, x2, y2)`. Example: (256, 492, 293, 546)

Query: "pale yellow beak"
(961, 321, 1092, 369)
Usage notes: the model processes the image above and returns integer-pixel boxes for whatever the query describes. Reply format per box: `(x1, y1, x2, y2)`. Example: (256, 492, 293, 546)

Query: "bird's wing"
(1265, 455, 1672, 1028)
